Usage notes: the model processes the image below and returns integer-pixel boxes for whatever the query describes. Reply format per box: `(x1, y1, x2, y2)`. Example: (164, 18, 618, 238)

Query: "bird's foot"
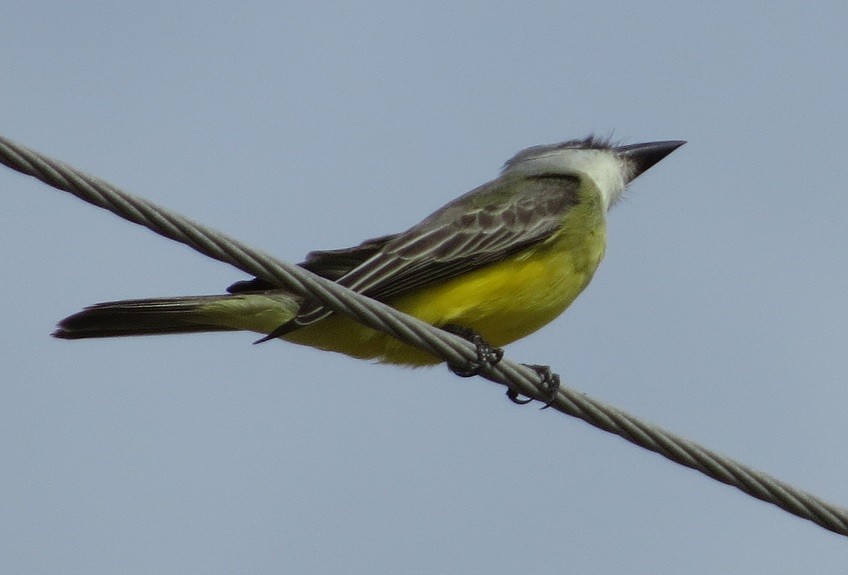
(508, 364, 560, 408)
(442, 324, 504, 377)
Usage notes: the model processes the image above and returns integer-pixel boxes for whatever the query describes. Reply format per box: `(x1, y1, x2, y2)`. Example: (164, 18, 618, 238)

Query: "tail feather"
(53, 294, 299, 340)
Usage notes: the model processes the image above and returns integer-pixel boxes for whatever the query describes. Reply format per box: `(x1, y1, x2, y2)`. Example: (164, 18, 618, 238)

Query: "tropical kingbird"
(54, 137, 683, 369)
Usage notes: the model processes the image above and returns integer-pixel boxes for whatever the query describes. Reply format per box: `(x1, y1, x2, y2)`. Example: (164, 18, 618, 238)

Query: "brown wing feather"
(246, 174, 580, 342)
(226, 233, 397, 293)
(290, 174, 581, 326)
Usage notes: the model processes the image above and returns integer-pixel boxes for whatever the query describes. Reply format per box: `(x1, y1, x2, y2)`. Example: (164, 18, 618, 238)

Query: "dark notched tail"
(52, 296, 238, 339)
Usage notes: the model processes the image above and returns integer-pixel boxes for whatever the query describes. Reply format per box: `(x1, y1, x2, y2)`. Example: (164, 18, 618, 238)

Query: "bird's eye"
(529, 173, 580, 183)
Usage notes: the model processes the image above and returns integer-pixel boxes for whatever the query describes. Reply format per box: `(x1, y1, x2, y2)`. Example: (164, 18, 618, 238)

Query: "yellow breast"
(284, 192, 608, 366)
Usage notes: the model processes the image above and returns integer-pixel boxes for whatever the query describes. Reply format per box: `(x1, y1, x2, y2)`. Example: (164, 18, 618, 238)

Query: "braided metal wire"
(2, 133, 846, 536)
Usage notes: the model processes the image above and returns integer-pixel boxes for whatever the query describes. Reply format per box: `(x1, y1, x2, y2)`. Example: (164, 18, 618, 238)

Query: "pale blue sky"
(2, 2, 847, 573)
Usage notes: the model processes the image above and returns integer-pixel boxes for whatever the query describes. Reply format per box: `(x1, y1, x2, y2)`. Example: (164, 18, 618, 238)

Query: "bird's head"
(502, 136, 685, 211)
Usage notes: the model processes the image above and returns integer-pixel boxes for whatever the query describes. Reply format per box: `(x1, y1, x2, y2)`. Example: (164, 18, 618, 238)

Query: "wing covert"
(293, 174, 582, 324)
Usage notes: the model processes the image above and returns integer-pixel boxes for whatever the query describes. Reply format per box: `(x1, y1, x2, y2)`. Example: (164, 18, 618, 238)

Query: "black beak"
(615, 140, 685, 183)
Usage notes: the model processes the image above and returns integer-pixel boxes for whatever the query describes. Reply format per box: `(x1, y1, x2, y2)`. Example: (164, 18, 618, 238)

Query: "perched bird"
(54, 137, 683, 374)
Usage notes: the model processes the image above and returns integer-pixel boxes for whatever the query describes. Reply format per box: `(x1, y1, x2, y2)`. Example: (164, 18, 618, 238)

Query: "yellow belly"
(283, 213, 607, 365)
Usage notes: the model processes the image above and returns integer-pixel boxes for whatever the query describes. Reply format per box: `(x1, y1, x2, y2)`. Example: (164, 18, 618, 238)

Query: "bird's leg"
(440, 325, 558, 408)
(516, 364, 560, 408)
(442, 324, 504, 377)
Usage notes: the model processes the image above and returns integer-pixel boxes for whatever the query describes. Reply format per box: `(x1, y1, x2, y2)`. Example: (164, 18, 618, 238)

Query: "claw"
(506, 387, 533, 405)
(505, 364, 560, 407)
(523, 364, 560, 409)
(442, 324, 504, 377)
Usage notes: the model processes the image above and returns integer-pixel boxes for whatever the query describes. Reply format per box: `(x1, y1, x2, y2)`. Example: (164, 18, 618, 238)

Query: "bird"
(54, 136, 683, 378)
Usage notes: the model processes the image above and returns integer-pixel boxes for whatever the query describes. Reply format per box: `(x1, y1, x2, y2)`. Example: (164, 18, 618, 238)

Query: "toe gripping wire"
(442, 324, 558, 407)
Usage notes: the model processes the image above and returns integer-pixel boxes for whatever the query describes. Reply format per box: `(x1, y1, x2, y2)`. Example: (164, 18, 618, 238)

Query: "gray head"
(503, 136, 685, 210)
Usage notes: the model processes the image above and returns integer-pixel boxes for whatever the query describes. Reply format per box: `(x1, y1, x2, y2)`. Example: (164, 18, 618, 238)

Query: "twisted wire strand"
(2, 134, 846, 536)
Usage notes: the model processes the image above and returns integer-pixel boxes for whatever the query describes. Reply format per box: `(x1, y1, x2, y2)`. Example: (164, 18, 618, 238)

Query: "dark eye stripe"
(528, 173, 580, 183)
